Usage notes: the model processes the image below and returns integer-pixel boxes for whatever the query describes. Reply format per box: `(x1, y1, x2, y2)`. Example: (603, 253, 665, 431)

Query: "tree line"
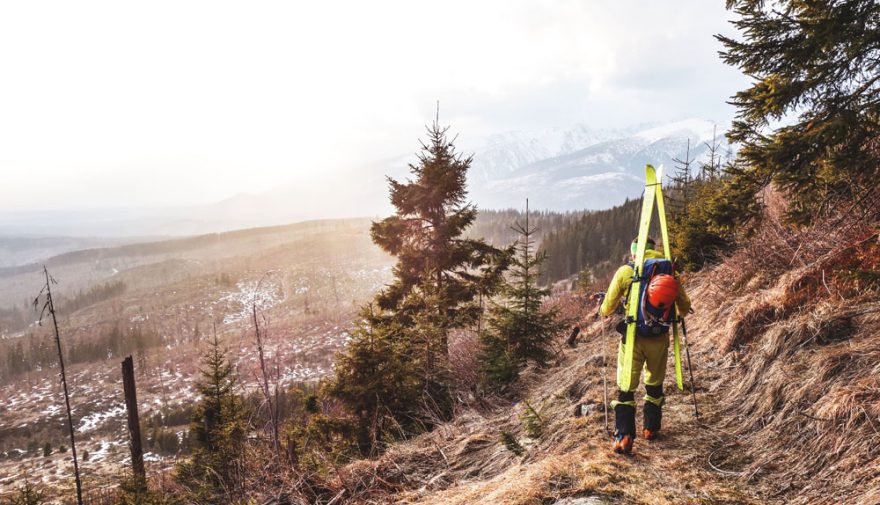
(0, 280, 126, 336)
(0, 323, 165, 380)
(537, 198, 646, 284)
(471, 209, 585, 247)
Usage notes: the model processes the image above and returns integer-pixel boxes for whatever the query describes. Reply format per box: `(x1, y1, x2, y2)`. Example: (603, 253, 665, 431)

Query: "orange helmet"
(646, 274, 679, 310)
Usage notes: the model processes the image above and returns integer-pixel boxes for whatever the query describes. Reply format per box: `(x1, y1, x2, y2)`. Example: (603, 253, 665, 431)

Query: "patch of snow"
(634, 118, 722, 145)
(220, 280, 283, 325)
(78, 404, 126, 432)
(41, 404, 62, 416)
(88, 440, 113, 462)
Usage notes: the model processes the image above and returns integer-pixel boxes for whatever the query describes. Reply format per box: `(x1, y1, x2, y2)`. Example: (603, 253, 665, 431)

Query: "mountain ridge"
(1, 118, 727, 238)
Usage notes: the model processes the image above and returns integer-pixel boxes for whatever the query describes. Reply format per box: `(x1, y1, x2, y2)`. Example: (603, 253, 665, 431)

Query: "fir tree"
(6, 479, 45, 505)
(670, 178, 737, 271)
(327, 305, 422, 453)
(175, 332, 246, 502)
(700, 125, 722, 180)
(718, 0, 880, 224)
(367, 118, 509, 411)
(329, 118, 509, 453)
(480, 202, 566, 387)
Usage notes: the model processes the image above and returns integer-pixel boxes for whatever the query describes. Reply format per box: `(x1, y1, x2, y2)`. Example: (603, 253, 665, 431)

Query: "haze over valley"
(1, 118, 726, 241)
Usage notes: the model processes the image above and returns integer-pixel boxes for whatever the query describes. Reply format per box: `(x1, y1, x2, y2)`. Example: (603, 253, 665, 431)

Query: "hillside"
(0, 210, 580, 499)
(537, 198, 645, 284)
(321, 200, 880, 505)
(6, 202, 876, 504)
(0, 218, 394, 497)
(0, 211, 576, 338)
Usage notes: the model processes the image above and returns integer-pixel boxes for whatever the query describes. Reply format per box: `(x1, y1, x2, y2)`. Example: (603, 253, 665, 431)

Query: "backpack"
(626, 258, 679, 337)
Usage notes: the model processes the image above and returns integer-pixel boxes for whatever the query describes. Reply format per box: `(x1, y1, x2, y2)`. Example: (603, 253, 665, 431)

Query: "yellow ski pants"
(616, 335, 669, 392)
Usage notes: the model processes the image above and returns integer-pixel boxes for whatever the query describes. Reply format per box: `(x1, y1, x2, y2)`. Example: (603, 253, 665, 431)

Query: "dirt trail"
(348, 308, 763, 505)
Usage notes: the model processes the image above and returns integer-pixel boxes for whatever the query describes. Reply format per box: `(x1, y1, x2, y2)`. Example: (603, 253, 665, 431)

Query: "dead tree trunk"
(122, 355, 146, 485)
(37, 266, 83, 505)
(253, 303, 279, 455)
(253, 272, 279, 455)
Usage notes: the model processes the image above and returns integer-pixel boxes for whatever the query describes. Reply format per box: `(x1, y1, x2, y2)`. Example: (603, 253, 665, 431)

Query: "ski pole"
(590, 292, 610, 433)
(680, 317, 700, 417)
(601, 315, 609, 433)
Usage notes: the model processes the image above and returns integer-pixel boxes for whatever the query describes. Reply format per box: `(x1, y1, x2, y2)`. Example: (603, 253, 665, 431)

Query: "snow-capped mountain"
(461, 124, 635, 183)
(467, 118, 729, 210)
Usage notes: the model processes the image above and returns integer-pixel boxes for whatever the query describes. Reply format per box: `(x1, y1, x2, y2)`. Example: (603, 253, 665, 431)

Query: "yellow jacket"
(599, 249, 692, 317)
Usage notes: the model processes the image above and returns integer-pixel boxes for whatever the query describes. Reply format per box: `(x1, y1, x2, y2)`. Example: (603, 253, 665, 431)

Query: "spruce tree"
(718, 0, 880, 224)
(175, 332, 245, 502)
(368, 119, 509, 411)
(327, 305, 422, 452)
(330, 119, 509, 453)
(669, 138, 695, 217)
(481, 203, 566, 388)
(6, 479, 45, 505)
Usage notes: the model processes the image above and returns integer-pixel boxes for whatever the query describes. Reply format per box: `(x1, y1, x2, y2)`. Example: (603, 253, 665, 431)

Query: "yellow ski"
(620, 165, 656, 392)
(655, 171, 684, 390)
(620, 164, 684, 392)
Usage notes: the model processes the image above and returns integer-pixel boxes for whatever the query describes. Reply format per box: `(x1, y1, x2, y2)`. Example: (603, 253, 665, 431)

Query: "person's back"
(597, 237, 691, 454)
(600, 249, 690, 318)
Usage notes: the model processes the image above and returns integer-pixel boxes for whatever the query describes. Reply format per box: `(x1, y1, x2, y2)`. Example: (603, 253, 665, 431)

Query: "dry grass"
(330, 190, 880, 505)
(337, 297, 760, 504)
(686, 190, 880, 504)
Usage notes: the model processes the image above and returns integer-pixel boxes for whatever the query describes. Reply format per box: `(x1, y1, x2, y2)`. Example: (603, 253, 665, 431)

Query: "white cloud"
(0, 0, 748, 212)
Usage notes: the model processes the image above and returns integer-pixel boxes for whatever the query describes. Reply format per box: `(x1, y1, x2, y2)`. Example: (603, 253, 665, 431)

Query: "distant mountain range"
(1, 118, 728, 245)
(464, 118, 729, 210)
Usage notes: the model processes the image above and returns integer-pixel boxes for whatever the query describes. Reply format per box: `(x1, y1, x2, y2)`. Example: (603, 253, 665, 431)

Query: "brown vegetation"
(689, 189, 880, 504)
(301, 191, 880, 505)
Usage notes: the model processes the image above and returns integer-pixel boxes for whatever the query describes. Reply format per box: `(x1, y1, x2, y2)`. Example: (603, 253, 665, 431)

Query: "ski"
(620, 164, 684, 392)
(620, 164, 657, 392)
(655, 168, 684, 390)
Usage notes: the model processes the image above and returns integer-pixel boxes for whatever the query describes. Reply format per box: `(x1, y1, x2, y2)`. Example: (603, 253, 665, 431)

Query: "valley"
(0, 218, 393, 498)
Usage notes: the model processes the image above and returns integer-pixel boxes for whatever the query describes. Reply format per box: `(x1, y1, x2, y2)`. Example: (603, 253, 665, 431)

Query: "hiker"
(598, 236, 691, 454)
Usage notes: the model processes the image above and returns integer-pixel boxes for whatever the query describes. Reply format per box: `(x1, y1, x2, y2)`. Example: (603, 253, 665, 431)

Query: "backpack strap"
(623, 261, 638, 318)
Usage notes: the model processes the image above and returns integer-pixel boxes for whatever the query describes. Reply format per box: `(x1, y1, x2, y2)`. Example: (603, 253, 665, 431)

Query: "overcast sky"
(0, 1, 749, 212)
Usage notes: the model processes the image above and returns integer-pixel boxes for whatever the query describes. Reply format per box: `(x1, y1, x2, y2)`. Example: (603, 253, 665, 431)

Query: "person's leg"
(641, 336, 670, 438)
(612, 338, 645, 451)
(613, 389, 636, 439)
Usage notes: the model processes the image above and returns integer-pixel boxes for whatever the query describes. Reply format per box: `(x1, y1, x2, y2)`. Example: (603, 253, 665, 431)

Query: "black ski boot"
(613, 390, 636, 454)
(643, 384, 664, 440)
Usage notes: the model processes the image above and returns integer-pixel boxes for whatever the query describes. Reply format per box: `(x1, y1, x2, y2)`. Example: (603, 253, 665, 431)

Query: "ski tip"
(645, 164, 657, 185)
(656, 164, 664, 182)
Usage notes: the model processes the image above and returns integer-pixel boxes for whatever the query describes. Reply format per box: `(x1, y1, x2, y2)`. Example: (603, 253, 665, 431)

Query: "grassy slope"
(344, 300, 760, 505)
(337, 204, 879, 504)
